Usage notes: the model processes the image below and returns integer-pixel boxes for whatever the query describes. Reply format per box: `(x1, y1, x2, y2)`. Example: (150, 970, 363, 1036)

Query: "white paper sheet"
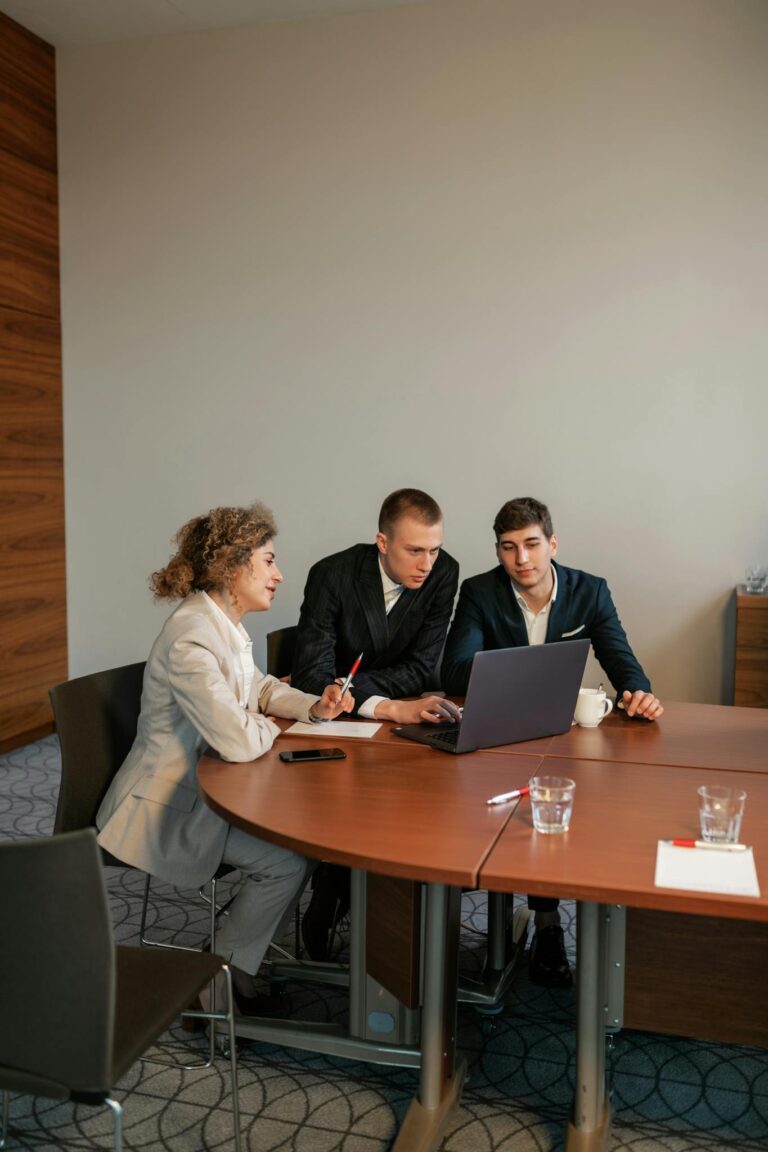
(654, 841, 760, 898)
(284, 721, 381, 739)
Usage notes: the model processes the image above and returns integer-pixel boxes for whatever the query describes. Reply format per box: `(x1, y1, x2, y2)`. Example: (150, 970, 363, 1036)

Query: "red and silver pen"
(338, 652, 363, 698)
(667, 839, 747, 852)
(487, 786, 530, 807)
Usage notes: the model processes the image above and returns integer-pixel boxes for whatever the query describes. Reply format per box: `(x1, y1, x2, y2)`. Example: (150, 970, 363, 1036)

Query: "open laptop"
(393, 639, 590, 753)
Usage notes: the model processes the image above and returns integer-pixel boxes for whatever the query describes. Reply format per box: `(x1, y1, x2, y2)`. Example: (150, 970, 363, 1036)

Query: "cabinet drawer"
(736, 610, 768, 649)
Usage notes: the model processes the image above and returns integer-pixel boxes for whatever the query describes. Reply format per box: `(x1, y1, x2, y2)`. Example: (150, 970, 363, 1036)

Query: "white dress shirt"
(511, 565, 558, 647)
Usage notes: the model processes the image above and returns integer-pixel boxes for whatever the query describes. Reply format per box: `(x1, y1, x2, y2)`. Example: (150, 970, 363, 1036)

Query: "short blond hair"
(378, 488, 442, 537)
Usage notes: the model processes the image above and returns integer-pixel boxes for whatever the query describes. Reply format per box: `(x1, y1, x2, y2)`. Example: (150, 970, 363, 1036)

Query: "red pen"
(486, 786, 530, 807)
(668, 839, 747, 852)
(338, 652, 363, 698)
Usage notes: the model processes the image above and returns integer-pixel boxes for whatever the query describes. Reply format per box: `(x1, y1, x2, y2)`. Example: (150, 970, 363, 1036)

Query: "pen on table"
(667, 839, 748, 852)
(338, 652, 363, 699)
(486, 786, 530, 807)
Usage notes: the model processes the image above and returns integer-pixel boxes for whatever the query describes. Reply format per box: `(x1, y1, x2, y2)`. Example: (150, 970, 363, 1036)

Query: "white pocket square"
(561, 625, 585, 638)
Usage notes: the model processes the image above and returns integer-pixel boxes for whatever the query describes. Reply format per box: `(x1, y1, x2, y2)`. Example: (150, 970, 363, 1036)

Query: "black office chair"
(49, 664, 230, 953)
(266, 625, 298, 679)
(0, 830, 241, 1152)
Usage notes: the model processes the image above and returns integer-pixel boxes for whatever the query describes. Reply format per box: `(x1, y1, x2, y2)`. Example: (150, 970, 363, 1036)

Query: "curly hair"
(150, 502, 277, 601)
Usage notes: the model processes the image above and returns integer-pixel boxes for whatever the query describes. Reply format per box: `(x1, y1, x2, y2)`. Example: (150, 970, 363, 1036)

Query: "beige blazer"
(97, 591, 319, 888)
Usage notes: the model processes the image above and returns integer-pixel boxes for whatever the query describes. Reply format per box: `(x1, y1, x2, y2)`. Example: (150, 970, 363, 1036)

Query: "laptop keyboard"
(429, 727, 460, 747)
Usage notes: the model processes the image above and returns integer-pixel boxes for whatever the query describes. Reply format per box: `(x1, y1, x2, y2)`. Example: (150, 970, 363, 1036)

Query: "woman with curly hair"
(97, 502, 352, 1014)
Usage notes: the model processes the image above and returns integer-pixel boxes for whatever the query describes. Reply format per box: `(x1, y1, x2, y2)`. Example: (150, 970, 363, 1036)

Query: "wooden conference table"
(198, 701, 768, 1152)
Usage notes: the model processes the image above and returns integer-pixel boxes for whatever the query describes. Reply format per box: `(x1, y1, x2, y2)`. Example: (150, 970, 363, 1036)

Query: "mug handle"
(602, 698, 614, 718)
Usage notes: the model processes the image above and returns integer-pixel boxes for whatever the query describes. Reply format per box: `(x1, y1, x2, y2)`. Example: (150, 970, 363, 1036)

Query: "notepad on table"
(654, 840, 760, 898)
(285, 721, 381, 739)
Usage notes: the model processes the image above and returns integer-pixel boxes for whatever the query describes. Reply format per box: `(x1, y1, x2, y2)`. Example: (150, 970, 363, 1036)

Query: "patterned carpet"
(1, 736, 767, 1151)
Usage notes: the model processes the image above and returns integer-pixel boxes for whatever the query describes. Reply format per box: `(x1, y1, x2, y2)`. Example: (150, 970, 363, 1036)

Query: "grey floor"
(1, 736, 767, 1150)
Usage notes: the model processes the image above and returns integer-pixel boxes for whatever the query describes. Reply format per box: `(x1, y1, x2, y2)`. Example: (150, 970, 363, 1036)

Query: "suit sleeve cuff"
(358, 695, 387, 719)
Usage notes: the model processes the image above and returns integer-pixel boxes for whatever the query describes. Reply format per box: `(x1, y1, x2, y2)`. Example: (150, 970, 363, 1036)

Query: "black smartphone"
(278, 748, 347, 762)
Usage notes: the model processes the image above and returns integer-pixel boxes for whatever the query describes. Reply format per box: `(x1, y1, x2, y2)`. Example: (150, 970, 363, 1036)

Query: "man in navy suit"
(292, 488, 460, 957)
(442, 496, 662, 986)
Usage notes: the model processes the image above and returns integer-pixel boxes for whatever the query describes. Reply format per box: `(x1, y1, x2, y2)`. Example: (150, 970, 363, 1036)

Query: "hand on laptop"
(377, 696, 462, 725)
(621, 689, 663, 721)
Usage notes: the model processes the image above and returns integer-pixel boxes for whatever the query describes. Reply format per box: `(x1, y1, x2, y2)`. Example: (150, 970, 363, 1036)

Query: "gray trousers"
(215, 824, 311, 975)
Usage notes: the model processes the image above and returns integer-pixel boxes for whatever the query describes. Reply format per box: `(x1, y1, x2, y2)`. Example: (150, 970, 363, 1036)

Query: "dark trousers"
(527, 896, 559, 912)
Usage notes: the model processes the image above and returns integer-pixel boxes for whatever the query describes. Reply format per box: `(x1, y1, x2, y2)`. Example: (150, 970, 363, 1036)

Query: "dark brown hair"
(493, 497, 554, 541)
(150, 502, 277, 601)
(378, 488, 443, 537)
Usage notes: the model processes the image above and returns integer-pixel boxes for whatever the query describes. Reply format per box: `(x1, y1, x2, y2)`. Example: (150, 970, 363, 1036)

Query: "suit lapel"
(494, 568, 530, 647)
(186, 591, 234, 652)
(545, 562, 570, 643)
(354, 546, 389, 657)
(385, 586, 415, 641)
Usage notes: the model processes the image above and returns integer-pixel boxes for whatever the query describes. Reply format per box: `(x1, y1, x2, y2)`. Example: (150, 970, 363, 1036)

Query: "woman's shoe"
(182, 970, 289, 1031)
(233, 986, 289, 1017)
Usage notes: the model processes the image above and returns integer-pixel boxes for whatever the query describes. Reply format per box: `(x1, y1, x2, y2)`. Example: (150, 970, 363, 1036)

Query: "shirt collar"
(512, 564, 558, 613)
(378, 556, 404, 600)
(203, 591, 252, 649)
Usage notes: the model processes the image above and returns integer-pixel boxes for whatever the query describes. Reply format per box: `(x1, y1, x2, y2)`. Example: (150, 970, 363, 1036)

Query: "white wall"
(57, 0, 768, 700)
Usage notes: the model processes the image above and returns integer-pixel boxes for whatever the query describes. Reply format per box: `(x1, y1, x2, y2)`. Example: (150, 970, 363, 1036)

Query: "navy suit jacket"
(441, 560, 651, 698)
(291, 543, 459, 713)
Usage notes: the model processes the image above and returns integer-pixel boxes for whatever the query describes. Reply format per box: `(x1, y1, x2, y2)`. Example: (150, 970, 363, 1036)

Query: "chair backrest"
(0, 829, 114, 1097)
(50, 662, 146, 835)
(266, 626, 298, 679)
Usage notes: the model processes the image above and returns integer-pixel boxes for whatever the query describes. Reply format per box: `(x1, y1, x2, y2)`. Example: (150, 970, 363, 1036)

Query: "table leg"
(240, 865, 421, 1064)
(348, 867, 367, 1036)
(458, 892, 523, 1010)
(565, 901, 611, 1152)
(393, 882, 466, 1152)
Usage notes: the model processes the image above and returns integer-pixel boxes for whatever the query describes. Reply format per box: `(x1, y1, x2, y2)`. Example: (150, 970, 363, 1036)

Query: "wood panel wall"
(0, 12, 66, 750)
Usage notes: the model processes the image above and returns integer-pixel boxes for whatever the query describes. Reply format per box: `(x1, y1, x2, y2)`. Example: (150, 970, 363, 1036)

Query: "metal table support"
(234, 868, 421, 1067)
(394, 882, 466, 1152)
(565, 901, 611, 1152)
(234, 877, 468, 1149)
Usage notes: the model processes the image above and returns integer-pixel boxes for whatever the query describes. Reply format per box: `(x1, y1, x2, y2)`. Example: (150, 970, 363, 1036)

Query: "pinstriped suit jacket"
(291, 543, 459, 712)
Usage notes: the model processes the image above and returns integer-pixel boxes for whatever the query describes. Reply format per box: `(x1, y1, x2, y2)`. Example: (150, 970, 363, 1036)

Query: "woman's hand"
(309, 684, 355, 721)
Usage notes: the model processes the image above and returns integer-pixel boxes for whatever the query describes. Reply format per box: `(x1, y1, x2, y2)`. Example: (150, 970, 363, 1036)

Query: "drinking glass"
(697, 784, 746, 843)
(529, 776, 575, 834)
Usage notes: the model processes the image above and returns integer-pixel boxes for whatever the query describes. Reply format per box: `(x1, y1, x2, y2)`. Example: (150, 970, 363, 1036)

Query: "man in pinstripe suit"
(291, 488, 460, 958)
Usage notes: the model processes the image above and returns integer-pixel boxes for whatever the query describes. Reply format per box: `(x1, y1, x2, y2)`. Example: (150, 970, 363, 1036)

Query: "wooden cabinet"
(734, 588, 768, 708)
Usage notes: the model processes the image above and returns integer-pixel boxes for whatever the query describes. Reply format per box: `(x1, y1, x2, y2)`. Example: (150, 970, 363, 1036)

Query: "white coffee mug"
(574, 688, 614, 728)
